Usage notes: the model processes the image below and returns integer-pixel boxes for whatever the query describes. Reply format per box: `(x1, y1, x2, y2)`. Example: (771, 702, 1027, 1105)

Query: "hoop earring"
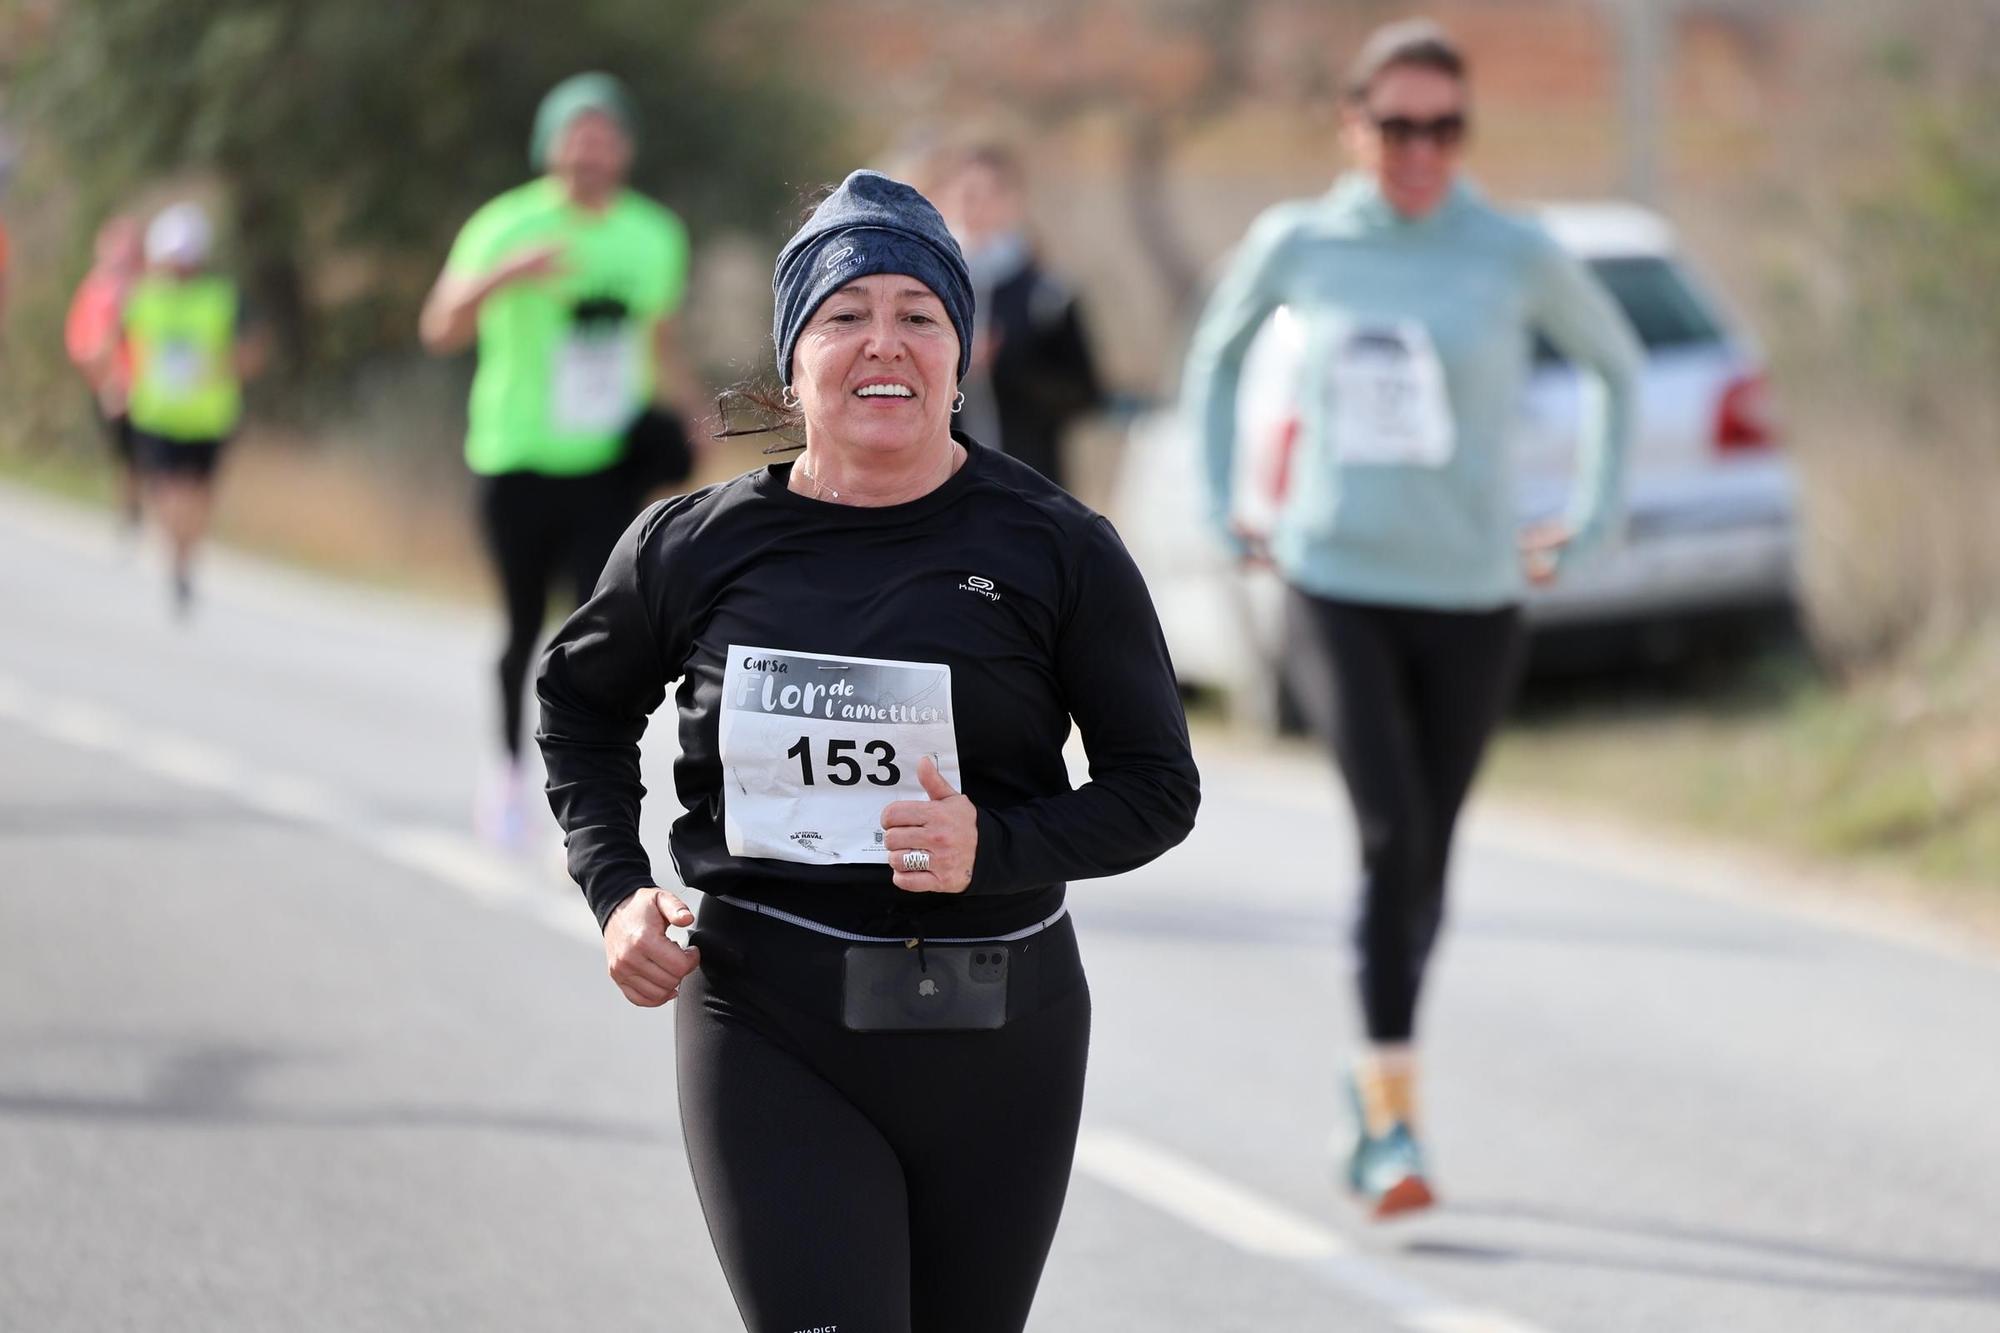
(781, 385, 800, 411)
(951, 390, 966, 414)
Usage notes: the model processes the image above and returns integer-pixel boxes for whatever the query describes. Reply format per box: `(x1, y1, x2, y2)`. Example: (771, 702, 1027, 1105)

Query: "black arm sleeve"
(536, 504, 677, 931)
(968, 516, 1200, 893)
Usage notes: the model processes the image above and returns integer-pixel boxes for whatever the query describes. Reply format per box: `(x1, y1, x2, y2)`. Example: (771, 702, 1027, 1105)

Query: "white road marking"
(0, 672, 566, 935)
(1404, 1311, 1558, 1333)
(519, 893, 610, 944)
(5, 668, 1563, 1333)
(239, 772, 351, 826)
(1074, 1128, 1559, 1333)
(130, 732, 245, 792)
(39, 697, 127, 751)
(1074, 1128, 1344, 1261)
(371, 826, 536, 903)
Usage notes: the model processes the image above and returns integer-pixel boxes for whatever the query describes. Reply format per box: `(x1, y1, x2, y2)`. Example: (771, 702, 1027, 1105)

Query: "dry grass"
(1490, 635, 2000, 897)
(211, 429, 488, 599)
(209, 427, 782, 602)
(0, 410, 781, 607)
(1788, 415, 2000, 668)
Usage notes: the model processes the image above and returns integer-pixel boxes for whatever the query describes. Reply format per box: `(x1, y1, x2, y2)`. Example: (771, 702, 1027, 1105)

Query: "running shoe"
(1348, 1122, 1436, 1218)
(1340, 1074, 1436, 1219)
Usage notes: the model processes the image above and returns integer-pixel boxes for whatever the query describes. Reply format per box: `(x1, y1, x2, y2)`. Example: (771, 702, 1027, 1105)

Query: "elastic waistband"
(708, 894, 1068, 945)
(692, 893, 1086, 1026)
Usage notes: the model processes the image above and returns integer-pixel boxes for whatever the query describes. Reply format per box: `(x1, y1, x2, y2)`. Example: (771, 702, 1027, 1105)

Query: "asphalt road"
(3, 483, 1997, 1333)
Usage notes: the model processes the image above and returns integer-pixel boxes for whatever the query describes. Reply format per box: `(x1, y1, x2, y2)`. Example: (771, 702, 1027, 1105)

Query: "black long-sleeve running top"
(537, 439, 1201, 938)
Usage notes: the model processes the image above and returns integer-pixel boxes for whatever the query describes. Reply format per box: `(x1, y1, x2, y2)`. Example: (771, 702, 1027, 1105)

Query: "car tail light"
(1716, 372, 1779, 452)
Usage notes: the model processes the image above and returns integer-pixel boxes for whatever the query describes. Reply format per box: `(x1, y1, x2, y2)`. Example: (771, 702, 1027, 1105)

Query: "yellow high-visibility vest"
(125, 274, 242, 441)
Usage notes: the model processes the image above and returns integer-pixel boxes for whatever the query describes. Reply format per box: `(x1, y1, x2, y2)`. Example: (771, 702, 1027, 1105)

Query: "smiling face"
(1341, 63, 1469, 220)
(792, 272, 961, 459)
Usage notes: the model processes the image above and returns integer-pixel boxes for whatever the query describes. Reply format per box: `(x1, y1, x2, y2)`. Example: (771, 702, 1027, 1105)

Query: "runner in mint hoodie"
(1183, 19, 1641, 1218)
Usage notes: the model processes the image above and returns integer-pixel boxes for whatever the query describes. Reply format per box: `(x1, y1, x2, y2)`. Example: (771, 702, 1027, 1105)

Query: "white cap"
(145, 203, 214, 267)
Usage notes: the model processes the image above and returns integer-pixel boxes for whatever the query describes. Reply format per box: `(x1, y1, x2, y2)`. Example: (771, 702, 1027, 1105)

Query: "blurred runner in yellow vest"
(124, 203, 266, 617)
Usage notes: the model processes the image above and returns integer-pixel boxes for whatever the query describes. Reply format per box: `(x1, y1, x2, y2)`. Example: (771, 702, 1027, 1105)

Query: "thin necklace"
(796, 455, 839, 501)
(798, 442, 960, 505)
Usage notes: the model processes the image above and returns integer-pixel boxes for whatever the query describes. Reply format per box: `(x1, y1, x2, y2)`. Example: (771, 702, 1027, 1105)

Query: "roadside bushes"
(1766, 10, 2000, 670)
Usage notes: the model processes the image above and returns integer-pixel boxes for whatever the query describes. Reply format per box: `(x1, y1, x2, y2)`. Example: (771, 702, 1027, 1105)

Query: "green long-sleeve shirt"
(1183, 175, 1642, 610)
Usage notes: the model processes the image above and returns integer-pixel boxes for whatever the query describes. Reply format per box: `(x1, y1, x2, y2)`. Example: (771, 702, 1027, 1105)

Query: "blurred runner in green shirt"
(421, 72, 699, 848)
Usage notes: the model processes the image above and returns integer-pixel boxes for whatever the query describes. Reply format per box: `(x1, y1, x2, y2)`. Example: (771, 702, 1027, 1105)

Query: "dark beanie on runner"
(771, 170, 973, 386)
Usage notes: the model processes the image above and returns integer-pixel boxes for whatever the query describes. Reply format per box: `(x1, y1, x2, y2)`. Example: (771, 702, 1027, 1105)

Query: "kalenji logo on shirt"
(959, 574, 1000, 602)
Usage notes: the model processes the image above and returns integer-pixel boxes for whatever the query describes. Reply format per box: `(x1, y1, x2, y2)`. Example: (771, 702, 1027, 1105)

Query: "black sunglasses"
(1369, 112, 1469, 149)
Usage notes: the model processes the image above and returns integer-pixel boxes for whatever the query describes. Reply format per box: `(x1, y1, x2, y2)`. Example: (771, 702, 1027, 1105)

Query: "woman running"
(538, 169, 1199, 1331)
(1184, 18, 1641, 1217)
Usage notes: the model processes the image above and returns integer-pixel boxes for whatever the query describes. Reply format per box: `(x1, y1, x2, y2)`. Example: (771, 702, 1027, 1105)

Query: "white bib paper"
(552, 329, 636, 435)
(719, 645, 962, 865)
(1326, 319, 1456, 468)
(151, 339, 207, 400)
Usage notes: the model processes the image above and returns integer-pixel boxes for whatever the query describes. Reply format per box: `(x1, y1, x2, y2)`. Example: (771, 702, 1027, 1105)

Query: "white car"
(1112, 202, 1798, 721)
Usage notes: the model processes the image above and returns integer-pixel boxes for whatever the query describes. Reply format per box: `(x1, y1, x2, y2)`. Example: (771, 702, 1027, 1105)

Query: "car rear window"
(1533, 256, 1725, 363)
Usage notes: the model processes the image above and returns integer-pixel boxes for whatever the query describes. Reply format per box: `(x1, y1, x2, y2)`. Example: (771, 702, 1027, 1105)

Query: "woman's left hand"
(881, 755, 978, 894)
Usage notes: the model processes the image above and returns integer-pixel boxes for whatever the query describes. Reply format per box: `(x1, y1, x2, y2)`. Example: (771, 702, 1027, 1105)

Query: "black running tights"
(476, 468, 636, 757)
(1284, 588, 1526, 1043)
(676, 897, 1091, 1333)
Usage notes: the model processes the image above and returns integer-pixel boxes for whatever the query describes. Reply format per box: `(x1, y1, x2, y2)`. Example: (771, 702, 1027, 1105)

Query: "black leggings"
(1284, 589, 1526, 1044)
(678, 896, 1091, 1333)
(96, 404, 136, 466)
(476, 468, 637, 757)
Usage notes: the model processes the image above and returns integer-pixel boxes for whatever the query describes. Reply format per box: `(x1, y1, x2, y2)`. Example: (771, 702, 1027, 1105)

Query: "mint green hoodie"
(1183, 175, 1641, 610)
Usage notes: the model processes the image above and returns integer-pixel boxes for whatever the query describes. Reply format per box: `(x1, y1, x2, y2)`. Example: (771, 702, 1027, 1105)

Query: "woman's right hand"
(604, 887, 701, 1007)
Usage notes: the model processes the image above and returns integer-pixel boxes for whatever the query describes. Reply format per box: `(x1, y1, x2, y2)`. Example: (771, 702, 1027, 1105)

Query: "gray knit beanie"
(771, 170, 974, 386)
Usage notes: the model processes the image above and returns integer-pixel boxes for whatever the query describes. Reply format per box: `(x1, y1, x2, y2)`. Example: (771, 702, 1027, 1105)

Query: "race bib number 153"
(718, 645, 962, 865)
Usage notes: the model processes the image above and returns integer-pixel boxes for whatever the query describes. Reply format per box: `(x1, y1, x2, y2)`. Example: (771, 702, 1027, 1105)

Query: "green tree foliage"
(15, 0, 836, 386)
(1776, 27, 2000, 663)
(1842, 89, 2000, 432)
